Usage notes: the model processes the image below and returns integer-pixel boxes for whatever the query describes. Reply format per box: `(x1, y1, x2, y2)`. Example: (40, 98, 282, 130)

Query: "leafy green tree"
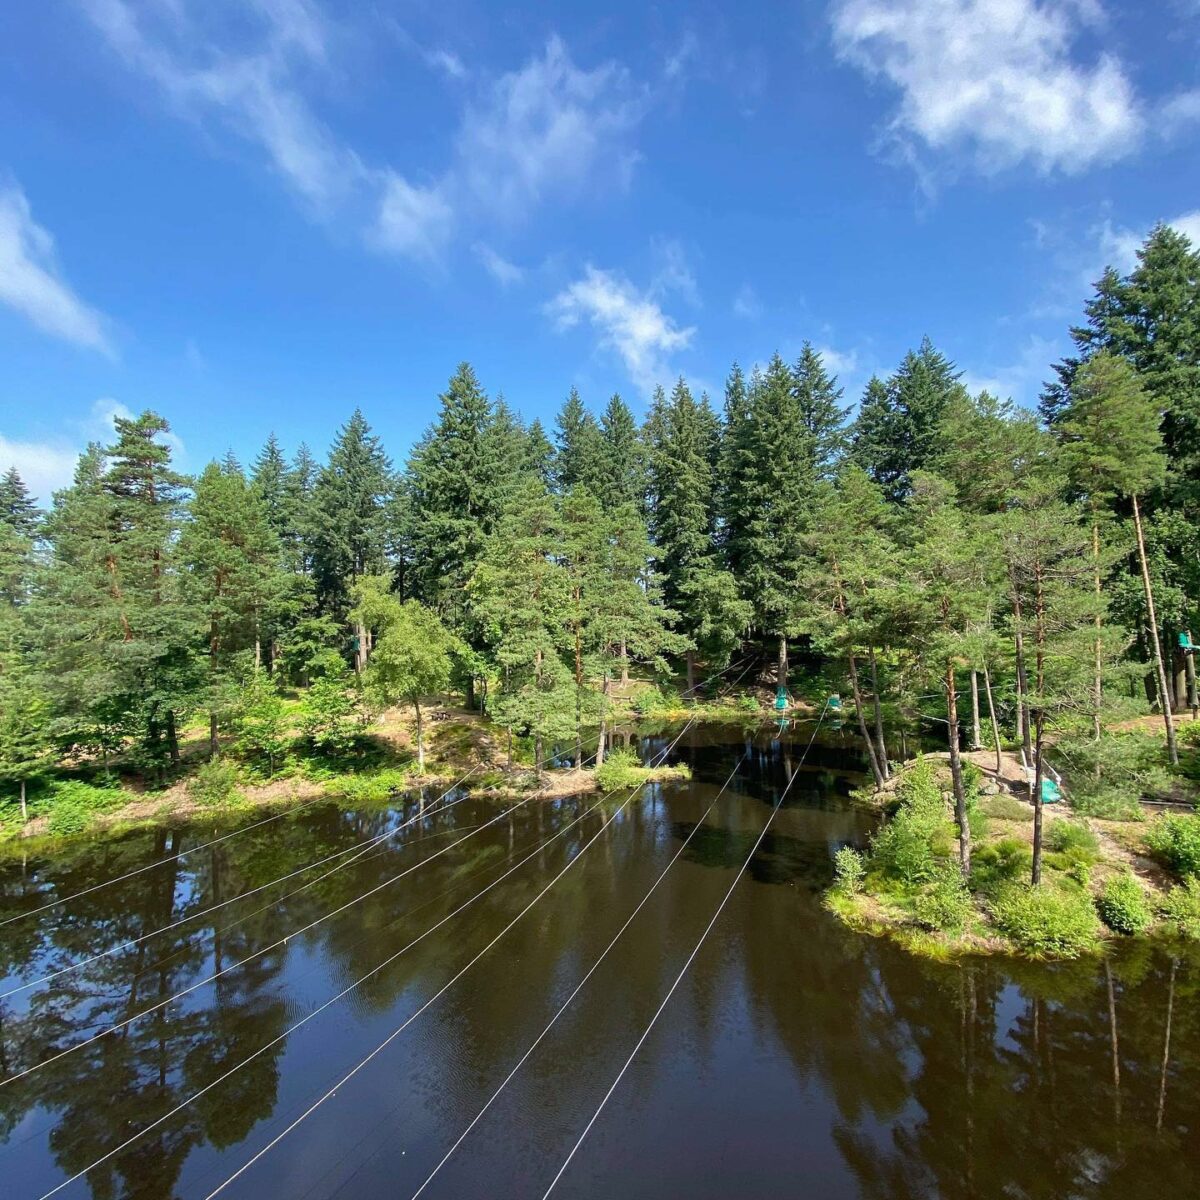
(364, 598, 456, 771)
(0, 674, 50, 821)
(231, 670, 289, 775)
(300, 672, 367, 757)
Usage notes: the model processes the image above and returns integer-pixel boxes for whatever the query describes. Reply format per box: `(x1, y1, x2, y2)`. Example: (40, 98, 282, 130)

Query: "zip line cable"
(539, 700, 831, 1200)
(402, 749, 749, 1200)
(1, 656, 743, 932)
(2, 784, 554, 1087)
(29, 720, 699, 1200)
(1, 733, 614, 1001)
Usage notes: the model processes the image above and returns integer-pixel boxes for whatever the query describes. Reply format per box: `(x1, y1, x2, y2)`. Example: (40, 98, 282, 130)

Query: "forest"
(1, 222, 1199, 907)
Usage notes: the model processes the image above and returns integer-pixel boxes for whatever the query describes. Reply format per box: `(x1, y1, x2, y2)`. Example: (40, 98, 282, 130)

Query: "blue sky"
(1, 0, 1198, 499)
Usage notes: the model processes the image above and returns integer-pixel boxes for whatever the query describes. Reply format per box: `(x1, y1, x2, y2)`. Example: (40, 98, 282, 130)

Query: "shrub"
(45, 780, 125, 837)
(1056, 730, 1170, 817)
(735, 694, 761, 713)
(1046, 820, 1100, 857)
(333, 767, 414, 804)
(630, 688, 666, 717)
(982, 795, 1031, 822)
(1096, 872, 1152, 935)
(596, 748, 647, 791)
(832, 846, 865, 894)
(188, 759, 244, 808)
(1160, 878, 1200, 939)
(301, 674, 369, 756)
(1145, 813, 1200, 878)
(969, 837, 1032, 896)
(868, 761, 954, 887)
(912, 869, 973, 933)
(990, 884, 1101, 958)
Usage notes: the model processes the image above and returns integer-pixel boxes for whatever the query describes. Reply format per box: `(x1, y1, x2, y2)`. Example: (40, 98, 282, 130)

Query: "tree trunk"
(1187, 649, 1199, 721)
(1012, 588, 1033, 764)
(777, 635, 789, 689)
(685, 649, 696, 695)
(983, 664, 1003, 775)
(1092, 515, 1104, 741)
(209, 614, 220, 758)
(867, 646, 889, 781)
(19, 778, 27, 824)
(355, 619, 368, 675)
(574, 617, 584, 769)
(969, 669, 982, 750)
(166, 710, 180, 766)
(1157, 957, 1177, 1134)
(414, 698, 424, 773)
(849, 654, 885, 790)
(620, 637, 629, 685)
(596, 676, 610, 767)
(946, 662, 970, 877)
(209, 713, 219, 759)
(1132, 493, 1178, 765)
(1031, 709, 1046, 886)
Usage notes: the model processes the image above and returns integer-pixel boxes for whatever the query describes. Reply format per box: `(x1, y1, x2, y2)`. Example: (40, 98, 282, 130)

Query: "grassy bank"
(825, 756, 1200, 960)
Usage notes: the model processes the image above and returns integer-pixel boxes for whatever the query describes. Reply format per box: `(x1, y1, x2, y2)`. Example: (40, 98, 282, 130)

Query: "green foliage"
(1096, 871, 1153, 935)
(188, 759, 244, 808)
(990, 884, 1102, 958)
(912, 868, 973, 932)
(1145, 812, 1200, 878)
(1159, 877, 1200, 939)
(832, 845, 865, 894)
(1046, 820, 1101, 857)
(300, 674, 368, 757)
(43, 780, 126, 836)
(231, 672, 290, 774)
(331, 767, 415, 804)
(969, 837, 1032, 896)
(867, 761, 955, 887)
(595, 748, 646, 791)
(1056, 729, 1171, 816)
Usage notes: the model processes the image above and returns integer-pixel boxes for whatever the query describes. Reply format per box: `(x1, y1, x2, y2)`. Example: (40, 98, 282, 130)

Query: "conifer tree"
(792, 342, 849, 480)
(554, 387, 606, 496)
(0, 466, 41, 539)
(599, 393, 643, 508)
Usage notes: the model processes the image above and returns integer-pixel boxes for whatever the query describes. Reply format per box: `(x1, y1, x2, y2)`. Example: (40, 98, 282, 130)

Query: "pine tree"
(792, 342, 849, 480)
(554, 387, 606, 496)
(599, 393, 644, 508)
(0, 466, 41, 539)
(524, 419, 555, 487)
(310, 410, 392, 661)
(852, 338, 964, 501)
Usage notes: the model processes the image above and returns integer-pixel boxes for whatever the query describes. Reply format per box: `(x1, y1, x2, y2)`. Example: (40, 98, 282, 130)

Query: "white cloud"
(472, 242, 524, 286)
(814, 344, 860, 378)
(371, 172, 453, 260)
(960, 334, 1059, 405)
(0, 182, 112, 354)
(648, 237, 699, 306)
(547, 265, 695, 394)
(1091, 209, 1200, 278)
(1162, 89, 1200, 134)
(732, 284, 762, 319)
(425, 48, 467, 81)
(830, 0, 1144, 175)
(0, 398, 185, 503)
(1170, 210, 1200, 246)
(457, 36, 645, 220)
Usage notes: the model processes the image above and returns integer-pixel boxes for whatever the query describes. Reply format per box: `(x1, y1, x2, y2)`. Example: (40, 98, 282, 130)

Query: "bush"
(45, 780, 126, 836)
(333, 767, 414, 804)
(1160, 877, 1200, 939)
(188, 759, 244, 808)
(969, 837, 1032, 896)
(868, 761, 955, 887)
(1044, 820, 1101, 880)
(982, 795, 1031, 822)
(735, 694, 761, 713)
(1056, 730, 1170, 817)
(1096, 872, 1153, 935)
(1145, 813, 1200, 878)
(990, 884, 1101, 958)
(912, 869, 973, 933)
(832, 846, 865, 894)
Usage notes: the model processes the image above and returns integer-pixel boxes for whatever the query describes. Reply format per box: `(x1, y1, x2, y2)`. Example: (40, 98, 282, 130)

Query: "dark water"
(2, 723, 1199, 1200)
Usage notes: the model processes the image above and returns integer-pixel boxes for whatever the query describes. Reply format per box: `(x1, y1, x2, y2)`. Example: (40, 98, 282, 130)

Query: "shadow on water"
(1, 721, 1200, 1199)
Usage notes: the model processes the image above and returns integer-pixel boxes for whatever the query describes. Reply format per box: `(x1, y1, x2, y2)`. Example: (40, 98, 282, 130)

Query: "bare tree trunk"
(620, 637, 629, 685)
(1132, 493, 1178, 765)
(596, 676, 610, 767)
(414, 699, 424, 773)
(1187, 649, 1199, 720)
(19, 778, 27, 824)
(983, 664, 1003, 775)
(1105, 958, 1122, 1127)
(1012, 593, 1032, 764)
(1157, 958, 1177, 1134)
(849, 653, 885, 789)
(777, 635, 788, 689)
(1092, 516, 1104, 741)
(166, 710, 180, 766)
(1031, 709, 1045, 886)
(867, 646, 889, 781)
(969, 669, 982, 750)
(946, 661, 970, 877)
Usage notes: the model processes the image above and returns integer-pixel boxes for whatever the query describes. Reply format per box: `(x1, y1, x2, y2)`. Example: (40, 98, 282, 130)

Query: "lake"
(2, 722, 1198, 1199)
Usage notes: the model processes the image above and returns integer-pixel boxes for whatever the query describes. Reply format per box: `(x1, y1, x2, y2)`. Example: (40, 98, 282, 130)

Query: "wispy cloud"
(732, 283, 762, 319)
(830, 0, 1144, 177)
(0, 181, 112, 354)
(456, 35, 646, 221)
(960, 334, 1060, 406)
(547, 265, 695, 394)
(472, 242, 524, 286)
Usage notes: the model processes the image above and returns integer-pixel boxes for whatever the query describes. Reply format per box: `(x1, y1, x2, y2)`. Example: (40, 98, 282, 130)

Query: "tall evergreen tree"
(0, 467, 41, 539)
(598, 393, 643, 508)
(554, 387, 606, 496)
(793, 342, 849, 480)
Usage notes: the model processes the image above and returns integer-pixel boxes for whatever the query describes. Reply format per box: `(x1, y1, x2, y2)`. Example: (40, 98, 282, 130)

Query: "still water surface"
(2, 723, 1198, 1199)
